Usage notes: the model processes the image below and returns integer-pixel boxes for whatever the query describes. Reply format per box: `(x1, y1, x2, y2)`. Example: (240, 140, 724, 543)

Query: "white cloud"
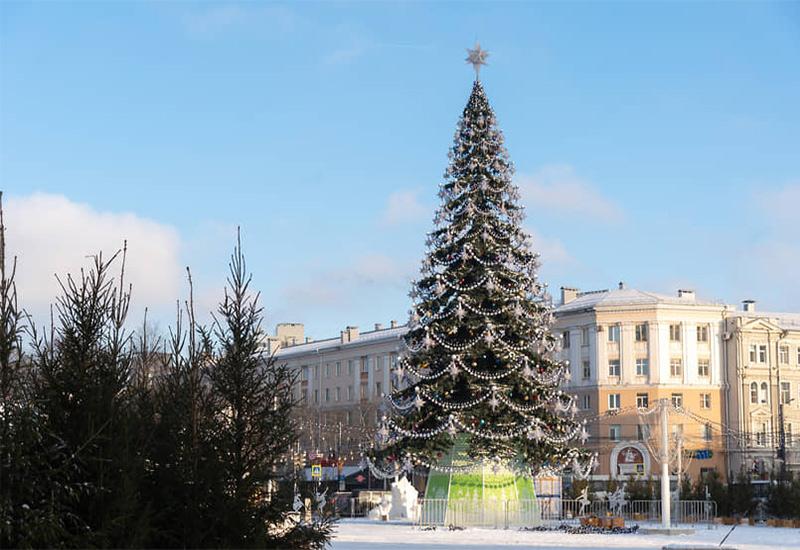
(4, 193, 182, 320)
(756, 181, 800, 229)
(735, 181, 800, 308)
(380, 189, 428, 226)
(526, 230, 573, 266)
(322, 44, 367, 66)
(181, 5, 296, 37)
(182, 5, 248, 35)
(517, 164, 624, 223)
(281, 253, 414, 309)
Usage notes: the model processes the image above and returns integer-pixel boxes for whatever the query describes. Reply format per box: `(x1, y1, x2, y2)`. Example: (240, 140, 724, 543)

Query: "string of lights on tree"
(367, 45, 595, 479)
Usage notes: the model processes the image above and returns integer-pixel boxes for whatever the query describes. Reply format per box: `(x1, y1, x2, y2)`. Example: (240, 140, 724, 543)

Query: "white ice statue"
(314, 488, 328, 512)
(368, 494, 392, 520)
(389, 476, 419, 521)
(577, 487, 591, 516)
(292, 492, 304, 513)
(608, 484, 627, 515)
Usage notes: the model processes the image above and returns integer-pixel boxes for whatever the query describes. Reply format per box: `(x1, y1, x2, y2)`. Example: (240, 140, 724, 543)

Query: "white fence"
(338, 496, 717, 529)
(418, 498, 540, 528)
(414, 498, 717, 529)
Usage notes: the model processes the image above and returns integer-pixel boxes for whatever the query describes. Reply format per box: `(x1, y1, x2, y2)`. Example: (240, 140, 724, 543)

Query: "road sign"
(311, 464, 322, 479)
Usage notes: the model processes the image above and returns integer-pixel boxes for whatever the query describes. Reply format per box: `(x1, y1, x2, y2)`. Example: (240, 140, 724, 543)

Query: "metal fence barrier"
(335, 496, 717, 529)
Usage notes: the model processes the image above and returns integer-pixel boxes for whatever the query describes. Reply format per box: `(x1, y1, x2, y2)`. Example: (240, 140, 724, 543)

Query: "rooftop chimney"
(742, 300, 756, 313)
(374, 323, 384, 331)
(678, 289, 695, 300)
(346, 326, 359, 342)
(561, 287, 579, 305)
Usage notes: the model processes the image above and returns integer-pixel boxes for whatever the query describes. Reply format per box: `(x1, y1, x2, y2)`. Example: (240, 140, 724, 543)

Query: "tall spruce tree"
(205, 231, 301, 547)
(1, 194, 82, 547)
(373, 60, 593, 476)
(28, 246, 157, 546)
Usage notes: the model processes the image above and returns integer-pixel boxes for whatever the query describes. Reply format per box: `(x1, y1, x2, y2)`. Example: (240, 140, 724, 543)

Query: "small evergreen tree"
(205, 232, 310, 547)
(28, 246, 153, 546)
(144, 276, 226, 548)
(0, 193, 83, 547)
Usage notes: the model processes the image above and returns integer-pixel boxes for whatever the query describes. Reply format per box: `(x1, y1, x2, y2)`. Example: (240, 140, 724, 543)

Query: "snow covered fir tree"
(367, 46, 595, 510)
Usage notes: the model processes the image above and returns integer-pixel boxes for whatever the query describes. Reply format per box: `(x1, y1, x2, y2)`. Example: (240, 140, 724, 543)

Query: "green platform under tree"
(422, 437, 539, 526)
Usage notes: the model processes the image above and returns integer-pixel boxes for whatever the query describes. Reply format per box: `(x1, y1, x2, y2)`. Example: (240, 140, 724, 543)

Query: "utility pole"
(660, 399, 671, 528)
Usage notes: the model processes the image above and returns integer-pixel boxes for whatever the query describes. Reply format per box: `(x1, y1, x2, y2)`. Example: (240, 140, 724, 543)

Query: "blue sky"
(2, 1, 799, 338)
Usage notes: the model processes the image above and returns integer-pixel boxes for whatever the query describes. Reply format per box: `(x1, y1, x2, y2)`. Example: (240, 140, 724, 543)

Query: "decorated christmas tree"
(369, 45, 594, 488)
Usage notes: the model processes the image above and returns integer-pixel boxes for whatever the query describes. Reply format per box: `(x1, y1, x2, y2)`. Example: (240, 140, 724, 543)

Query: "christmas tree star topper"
(466, 42, 489, 78)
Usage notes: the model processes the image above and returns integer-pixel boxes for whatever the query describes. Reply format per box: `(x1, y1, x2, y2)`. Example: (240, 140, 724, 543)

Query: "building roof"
(556, 287, 726, 314)
(274, 324, 409, 359)
(726, 311, 800, 331)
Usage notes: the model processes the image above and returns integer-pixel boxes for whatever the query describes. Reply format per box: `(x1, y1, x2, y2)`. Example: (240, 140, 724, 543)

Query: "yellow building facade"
(554, 284, 730, 482)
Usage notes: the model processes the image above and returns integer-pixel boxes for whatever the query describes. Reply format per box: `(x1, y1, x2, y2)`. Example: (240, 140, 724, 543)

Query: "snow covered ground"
(330, 519, 800, 550)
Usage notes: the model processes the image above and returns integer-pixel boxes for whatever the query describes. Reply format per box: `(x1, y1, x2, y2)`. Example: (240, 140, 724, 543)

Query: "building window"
(750, 382, 758, 404)
(335, 387, 341, 402)
(756, 423, 767, 446)
(749, 345, 757, 363)
(582, 360, 591, 380)
(608, 359, 620, 377)
(636, 393, 649, 408)
(698, 359, 710, 377)
(376, 355, 384, 371)
(760, 382, 769, 404)
(787, 424, 793, 447)
(360, 356, 369, 373)
(635, 323, 648, 342)
(390, 353, 398, 369)
(697, 325, 709, 342)
(301, 365, 309, 381)
(670, 358, 683, 377)
(797, 347, 800, 365)
(582, 394, 591, 409)
(314, 389, 319, 404)
(759, 345, 767, 363)
(671, 393, 683, 408)
(346, 410, 353, 424)
(781, 382, 791, 404)
(608, 393, 621, 410)
(701, 393, 711, 409)
(325, 388, 330, 402)
(563, 331, 571, 348)
(779, 346, 789, 364)
(607, 325, 620, 343)
(669, 324, 681, 342)
(314, 365, 320, 378)
(325, 364, 331, 378)
(375, 381, 382, 396)
(637, 424, 649, 441)
(348, 359, 355, 375)
(360, 383, 367, 399)
(336, 362, 342, 376)
(581, 327, 589, 346)
(609, 425, 621, 441)
(347, 386, 353, 401)
(636, 358, 649, 376)
(704, 423, 713, 441)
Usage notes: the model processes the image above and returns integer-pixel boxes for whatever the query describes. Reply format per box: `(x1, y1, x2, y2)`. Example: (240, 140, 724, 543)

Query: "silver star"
(466, 42, 489, 77)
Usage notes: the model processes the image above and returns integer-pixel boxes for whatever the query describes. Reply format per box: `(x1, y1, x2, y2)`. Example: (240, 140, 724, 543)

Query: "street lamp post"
(778, 397, 795, 480)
